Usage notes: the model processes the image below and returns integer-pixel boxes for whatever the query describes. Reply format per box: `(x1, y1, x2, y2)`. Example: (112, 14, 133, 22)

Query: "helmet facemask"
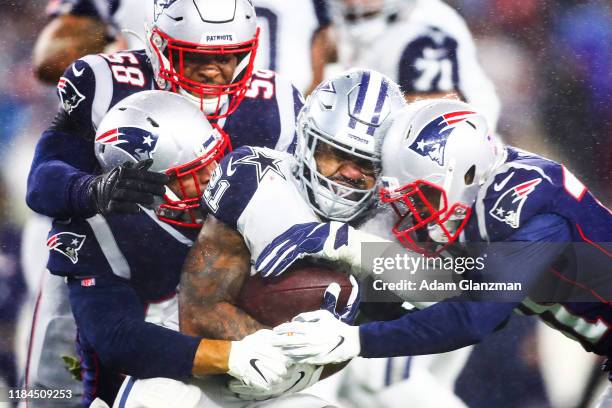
(156, 125, 230, 228)
(148, 27, 259, 119)
(380, 178, 471, 256)
(296, 117, 380, 222)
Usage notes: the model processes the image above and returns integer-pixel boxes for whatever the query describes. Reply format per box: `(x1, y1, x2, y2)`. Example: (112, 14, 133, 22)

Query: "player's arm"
(26, 58, 167, 218)
(33, 14, 108, 84)
(274, 214, 572, 363)
(180, 215, 265, 340)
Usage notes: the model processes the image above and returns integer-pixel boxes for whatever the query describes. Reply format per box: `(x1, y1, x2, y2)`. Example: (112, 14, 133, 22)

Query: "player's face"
(168, 161, 218, 199)
(181, 53, 239, 98)
(314, 142, 376, 192)
(342, 0, 384, 21)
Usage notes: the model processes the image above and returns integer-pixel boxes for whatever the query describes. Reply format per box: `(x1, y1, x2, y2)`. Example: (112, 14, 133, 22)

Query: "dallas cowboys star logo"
(231, 149, 286, 182)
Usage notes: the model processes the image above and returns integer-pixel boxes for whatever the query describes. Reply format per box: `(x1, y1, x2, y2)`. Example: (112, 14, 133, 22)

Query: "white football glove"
(273, 310, 361, 365)
(227, 329, 290, 391)
(228, 363, 323, 401)
(255, 221, 389, 278)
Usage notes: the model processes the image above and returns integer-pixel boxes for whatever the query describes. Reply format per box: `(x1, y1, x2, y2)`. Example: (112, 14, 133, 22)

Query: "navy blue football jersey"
(464, 147, 612, 355)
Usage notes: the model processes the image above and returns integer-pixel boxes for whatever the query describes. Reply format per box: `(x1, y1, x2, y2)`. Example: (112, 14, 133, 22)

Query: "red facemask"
(150, 27, 259, 119)
(157, 125, 230, 228)
(380, 179, 471, 256)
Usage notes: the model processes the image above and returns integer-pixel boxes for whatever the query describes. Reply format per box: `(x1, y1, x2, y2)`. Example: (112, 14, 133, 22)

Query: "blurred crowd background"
(0, 1, 610, 407)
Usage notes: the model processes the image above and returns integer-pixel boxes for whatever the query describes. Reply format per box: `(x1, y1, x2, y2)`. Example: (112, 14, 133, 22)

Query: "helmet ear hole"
(147, 117, 159, 127)
(464, 165, 476, 185)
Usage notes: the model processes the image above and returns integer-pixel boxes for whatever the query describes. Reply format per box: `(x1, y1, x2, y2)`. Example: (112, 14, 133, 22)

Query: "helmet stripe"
(348, 70, 371, 129)
(367, 78, 389, 135)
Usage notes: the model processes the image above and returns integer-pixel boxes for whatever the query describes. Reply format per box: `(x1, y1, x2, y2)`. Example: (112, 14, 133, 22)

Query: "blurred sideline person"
(24, 0, 303, 405)
(34, 0, 333, 94)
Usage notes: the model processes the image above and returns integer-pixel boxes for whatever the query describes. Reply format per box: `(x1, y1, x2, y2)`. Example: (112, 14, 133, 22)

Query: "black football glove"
(88, 159, 169, 215)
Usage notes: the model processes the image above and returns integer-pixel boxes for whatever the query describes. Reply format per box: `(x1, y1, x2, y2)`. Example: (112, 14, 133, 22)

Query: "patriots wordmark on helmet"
(47, 232, 86, 264)
(58, 77, 85, 114)
(408, 110, 476, 166)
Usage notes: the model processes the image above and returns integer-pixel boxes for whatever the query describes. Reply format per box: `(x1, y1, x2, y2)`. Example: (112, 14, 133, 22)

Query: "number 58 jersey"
(53, 49, 302, 151)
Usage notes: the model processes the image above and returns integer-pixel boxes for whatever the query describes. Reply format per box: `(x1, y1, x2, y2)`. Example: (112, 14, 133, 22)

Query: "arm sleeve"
(359, 213, 572, 358)
(26, 58, 99, 218)
(68, 277, 201, 379)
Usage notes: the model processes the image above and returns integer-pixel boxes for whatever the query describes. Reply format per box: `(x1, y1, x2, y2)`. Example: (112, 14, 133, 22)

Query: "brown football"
(237, 261, 352, 327)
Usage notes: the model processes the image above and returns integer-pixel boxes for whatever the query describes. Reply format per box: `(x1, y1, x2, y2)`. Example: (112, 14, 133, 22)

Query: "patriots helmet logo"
(47, 232, 86, 264)
(58, 77, 85, 114)
(489, 178, 542, 228)
(409, 110, 476, 166)
(154, 0, 178, 21)
(95, 127, 160, 161)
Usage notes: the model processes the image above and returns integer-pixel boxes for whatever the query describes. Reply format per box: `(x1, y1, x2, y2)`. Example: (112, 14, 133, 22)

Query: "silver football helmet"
(95, 90, 229, 228)
(295, 69, 406, 222)
(146, 0, 259, 118)
(381, 99, 503, 253)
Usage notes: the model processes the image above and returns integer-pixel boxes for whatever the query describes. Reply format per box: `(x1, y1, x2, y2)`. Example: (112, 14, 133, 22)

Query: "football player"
(262, 99, 612, 406)
(329, 0, 500, 130)
(46, 90, 292, 407)
(113, 69, 406, 407)
(35, 0, 333, 94)
(25, 0, 302, 405)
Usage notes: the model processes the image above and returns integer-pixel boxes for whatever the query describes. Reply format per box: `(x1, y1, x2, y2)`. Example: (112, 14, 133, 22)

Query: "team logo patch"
(95, 127, 160, 161)
(409, 110, 476, 166)
(226, 149, 285, 182)
(153, 0, 178, 21)
(489, 178, 542, 228)
(47, 232, 86, 264)
(58, 77, 85, 114)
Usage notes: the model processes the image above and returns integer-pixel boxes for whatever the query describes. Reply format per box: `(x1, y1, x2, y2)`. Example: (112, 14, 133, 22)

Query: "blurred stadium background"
(0, 1, 609, 407)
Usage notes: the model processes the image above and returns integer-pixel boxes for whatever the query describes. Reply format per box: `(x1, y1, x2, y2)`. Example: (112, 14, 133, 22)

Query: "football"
(237, 261, 353, 327)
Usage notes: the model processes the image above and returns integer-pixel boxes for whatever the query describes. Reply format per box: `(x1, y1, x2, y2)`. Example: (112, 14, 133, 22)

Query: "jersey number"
(246, 69, 275, 100)
(103, 52, 145, 87)
(203, 166, 230, 213)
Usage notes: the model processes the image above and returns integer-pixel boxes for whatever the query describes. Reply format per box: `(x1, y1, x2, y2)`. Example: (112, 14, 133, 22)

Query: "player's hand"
(227, 329, 290, 391)
(255, 221, 350, 278)
(321, 276, 361, 323)
(88, 159, 169, 215)
(273, 310, 360, 365)
(228, 363, 323, 401)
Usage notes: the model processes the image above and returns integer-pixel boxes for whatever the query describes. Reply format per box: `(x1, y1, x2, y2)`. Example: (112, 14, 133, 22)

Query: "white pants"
(112, 375, 335, 408)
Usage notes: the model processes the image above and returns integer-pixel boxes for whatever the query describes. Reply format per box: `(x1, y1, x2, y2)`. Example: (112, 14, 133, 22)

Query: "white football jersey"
(336, 0, 500, 131)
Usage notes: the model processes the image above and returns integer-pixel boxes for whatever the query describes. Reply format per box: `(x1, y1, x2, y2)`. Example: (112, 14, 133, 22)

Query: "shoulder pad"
(202, 146, 292, 228)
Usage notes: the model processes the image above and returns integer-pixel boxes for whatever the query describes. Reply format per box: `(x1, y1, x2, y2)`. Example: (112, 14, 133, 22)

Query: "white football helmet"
(295, 69, 406, 222)
(95, 90, 229, 228)
(381, 99, 504, 253)
(146, 0, 259, 118)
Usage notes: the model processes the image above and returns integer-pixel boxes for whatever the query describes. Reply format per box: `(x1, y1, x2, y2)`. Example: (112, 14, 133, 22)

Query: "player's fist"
(227, 329, 290, 391)
(87, 159, 169, 215)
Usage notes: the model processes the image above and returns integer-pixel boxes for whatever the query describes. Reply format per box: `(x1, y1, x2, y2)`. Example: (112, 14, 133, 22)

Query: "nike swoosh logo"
(287, 371, 306, 391)
(329, 336, 345, 354)
(493, 172, 515, 192)
(249, 359, 268, 383)
(72, 63, 85, 77)
(226, 156, 237, 176)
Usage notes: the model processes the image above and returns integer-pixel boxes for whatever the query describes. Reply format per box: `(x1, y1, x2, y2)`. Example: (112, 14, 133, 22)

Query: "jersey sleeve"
(359, 213, 572, 358)
(473, 161, 560, 242)
(68, 276, 201, 379)
(26, 55, 110, 218)
(203, 146, 318, 263)
(311, 0, 332, 28)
